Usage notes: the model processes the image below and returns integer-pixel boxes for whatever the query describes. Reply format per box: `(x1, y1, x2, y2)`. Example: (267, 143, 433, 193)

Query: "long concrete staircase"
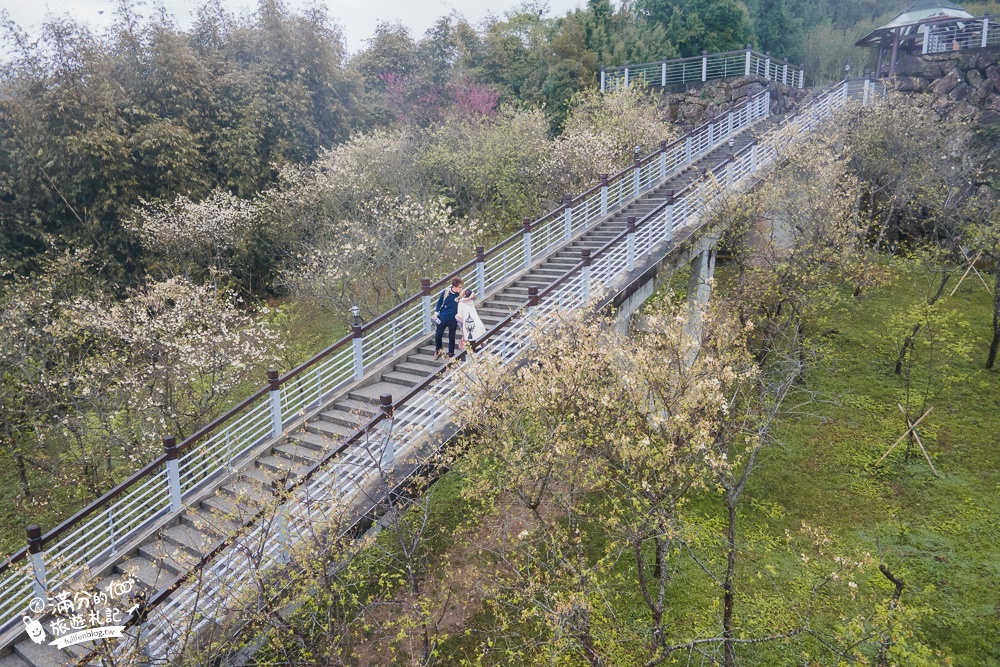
(0, 112, 779, 667)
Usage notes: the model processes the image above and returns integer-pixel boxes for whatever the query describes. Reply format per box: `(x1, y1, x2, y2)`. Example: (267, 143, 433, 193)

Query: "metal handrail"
(0, 90, 774, 639)
(115, 81, 860, 664)
(600, 47, 805, 92)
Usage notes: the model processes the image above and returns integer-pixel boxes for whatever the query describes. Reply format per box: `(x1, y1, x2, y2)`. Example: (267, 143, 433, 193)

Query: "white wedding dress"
(457, 295, 487, 342)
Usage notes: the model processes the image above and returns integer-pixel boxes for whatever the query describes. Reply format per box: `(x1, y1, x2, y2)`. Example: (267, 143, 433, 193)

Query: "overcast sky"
(1, 0, 586, 55)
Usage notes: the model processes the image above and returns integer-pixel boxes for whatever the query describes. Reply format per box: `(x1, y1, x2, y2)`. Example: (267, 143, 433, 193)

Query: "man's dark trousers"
(435, 317, 457, 356)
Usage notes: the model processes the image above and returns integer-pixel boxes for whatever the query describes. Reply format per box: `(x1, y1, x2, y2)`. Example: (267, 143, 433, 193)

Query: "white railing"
(924, 16, 997, 54)
(130, 80, 858, 664)
(0, 91, 773, 642)
(602, 48, 805, 92)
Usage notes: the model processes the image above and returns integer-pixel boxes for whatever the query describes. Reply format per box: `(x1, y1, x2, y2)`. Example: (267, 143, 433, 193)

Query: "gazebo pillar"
(888, 27, 902, 77)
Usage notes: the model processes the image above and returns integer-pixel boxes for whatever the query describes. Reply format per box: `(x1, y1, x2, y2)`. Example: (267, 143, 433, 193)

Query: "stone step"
(200, 493, 243, 519)
(13, 638, 73, 667)
(258, 454, 309, 479)
(272, 442, 324, 465)
(0, 650, 30, 667)
(393, 361, 435, 377)
(161, 523, 216, 557)
(138, 539, 200, 576)
(382, 370, 421, 388)
(116, 554, 176, 591)
(405, 352, 441, 368)
(218, 479, 269, 506)
(239, 465, 277, 488)
(348, 381, 403, 404)
(288, 430, 335, 452)
(181, 506, 240, 538)
(304, 419, 354, 440)
(317, 408, 367, 429)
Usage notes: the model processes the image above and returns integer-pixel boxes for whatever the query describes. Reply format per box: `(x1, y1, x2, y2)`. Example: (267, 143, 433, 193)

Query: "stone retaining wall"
(891, 47, 1000, 124)
(658, 75, 806, 125)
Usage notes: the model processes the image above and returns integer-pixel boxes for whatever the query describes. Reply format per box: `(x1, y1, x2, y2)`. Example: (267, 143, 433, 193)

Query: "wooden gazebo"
(855, 0, 979, 77)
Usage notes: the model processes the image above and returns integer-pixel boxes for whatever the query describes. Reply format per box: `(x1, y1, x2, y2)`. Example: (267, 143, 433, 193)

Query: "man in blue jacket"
(435, 278, 464, 359)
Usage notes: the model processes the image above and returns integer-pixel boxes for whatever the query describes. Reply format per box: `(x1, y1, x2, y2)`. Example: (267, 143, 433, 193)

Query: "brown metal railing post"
(164, 435, 183, 513)
(522, 217, 533, 267)
(27, 525, 45, 599)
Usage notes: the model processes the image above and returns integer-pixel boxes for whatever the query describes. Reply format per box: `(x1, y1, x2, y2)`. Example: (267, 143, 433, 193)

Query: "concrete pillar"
(685, 242, 716, 353)
(701, 50, 708, 82)
(626, 217, 636, 272)
(27, 525, 46, 599)
(421, 278, 432, 333)
(600, 67, 606, 93)
(661, 58, 667, 87)
(744, 44, 752, 76)
(475, 246, 485, 295)
(563, 194, 574, 240)
(581, 249, 592, 303)
(522, 217, 533, 267)
(599, 174, 609, 217)
(164, 435, 183, 513)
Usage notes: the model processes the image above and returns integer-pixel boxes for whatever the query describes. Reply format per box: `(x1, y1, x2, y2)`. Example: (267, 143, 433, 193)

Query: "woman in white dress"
(457, 289, 487, 350)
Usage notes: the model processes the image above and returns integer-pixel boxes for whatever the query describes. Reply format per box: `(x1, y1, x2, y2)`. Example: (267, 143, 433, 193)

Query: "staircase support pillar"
(632, 159, 641, 195)
(685, 241, 716, 357)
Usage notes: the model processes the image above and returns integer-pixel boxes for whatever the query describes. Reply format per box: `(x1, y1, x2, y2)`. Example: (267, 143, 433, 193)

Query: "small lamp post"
(633, 145, 642, 161)
(845, 64, 851, 79)
(351, 304, 361, 327)
(465, 314, 476, 341)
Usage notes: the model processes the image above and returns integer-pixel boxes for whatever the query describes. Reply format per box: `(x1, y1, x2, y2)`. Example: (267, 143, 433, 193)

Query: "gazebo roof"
(855, 0, 974, 47)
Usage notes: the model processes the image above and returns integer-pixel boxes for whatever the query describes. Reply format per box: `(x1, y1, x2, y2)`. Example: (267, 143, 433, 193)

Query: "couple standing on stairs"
(433, 277, 486, 359)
